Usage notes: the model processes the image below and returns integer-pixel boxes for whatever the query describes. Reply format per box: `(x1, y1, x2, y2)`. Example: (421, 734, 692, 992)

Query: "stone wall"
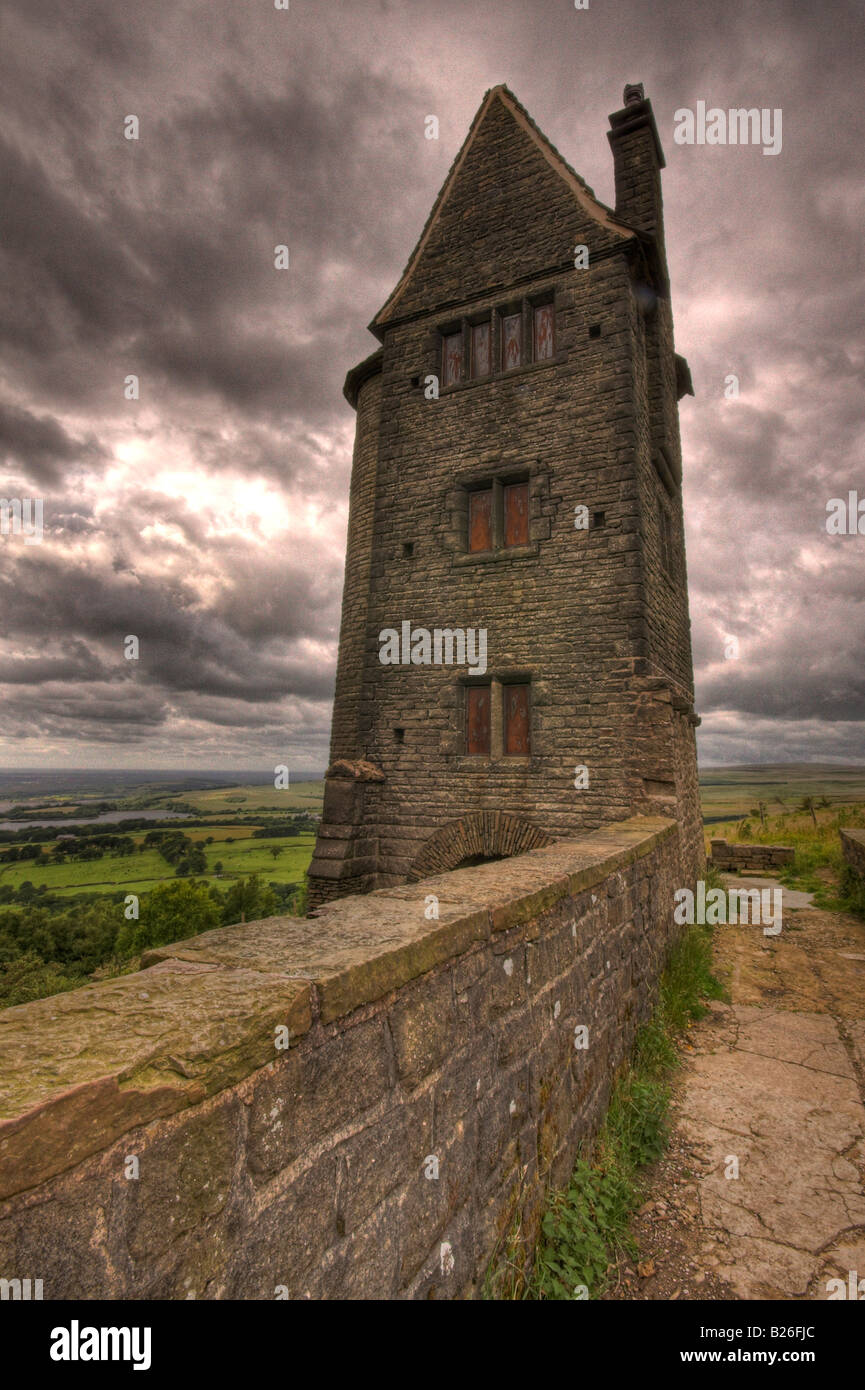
(0, 816, 685, 1300)
(840, 828, 865, 882)
(709, 839, 795, 872)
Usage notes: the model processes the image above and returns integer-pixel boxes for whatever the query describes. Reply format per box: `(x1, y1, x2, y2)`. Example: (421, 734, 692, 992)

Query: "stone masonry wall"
(0, 816, 684, 1300)
(709, 839, 795, 872)
(840, 829, 865, 882)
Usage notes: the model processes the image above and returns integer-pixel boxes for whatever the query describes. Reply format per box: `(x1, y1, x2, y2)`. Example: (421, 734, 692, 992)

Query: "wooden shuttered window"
(533, 303, 554, 361)
(504, 684, 531, 755)
(465, 682, 532, 756)
(443, 332, 463, 387)
(468, 488, 493, 552)
(501, 313, 522, 371)
(503, 482, 529, 547)
(471, 321, 491, 378)
(442, 297, 555, 387)
(466, 686, 491, 756)
(469, 482, 528, 553)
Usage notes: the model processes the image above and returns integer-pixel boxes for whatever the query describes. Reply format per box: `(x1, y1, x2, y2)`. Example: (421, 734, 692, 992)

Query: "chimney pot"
(623, 83, 644, 106)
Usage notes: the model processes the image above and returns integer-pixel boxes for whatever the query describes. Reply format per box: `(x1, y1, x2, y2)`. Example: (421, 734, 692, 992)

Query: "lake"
(0, 809, 193, 831)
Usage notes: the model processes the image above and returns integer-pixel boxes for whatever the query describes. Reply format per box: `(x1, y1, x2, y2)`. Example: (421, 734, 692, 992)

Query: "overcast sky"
(1, 0, 863, 772)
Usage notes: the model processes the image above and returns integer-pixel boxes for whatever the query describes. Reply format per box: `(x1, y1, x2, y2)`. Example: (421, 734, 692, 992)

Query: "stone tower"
(308, 83, 702, 908)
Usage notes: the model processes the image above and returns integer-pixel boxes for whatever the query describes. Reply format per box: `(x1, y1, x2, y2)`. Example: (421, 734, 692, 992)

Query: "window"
(504, 684, 531, 755)
(533, 303, 554, 361)
(439, 294, 556, 389)
(443, 332, 463, 387)
(466, 686, 491, 756)
(471, 321, 491, 379)
(468, 489, 493, 552)
(465, 478, 530, 555)
(464, 680, 532, 756)
(501, 312, 522, 371)
(504, 482, 529, 548)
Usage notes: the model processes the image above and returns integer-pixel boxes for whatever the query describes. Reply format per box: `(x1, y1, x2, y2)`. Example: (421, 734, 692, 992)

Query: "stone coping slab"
(0, 815, 673, 1200)
(0, 961, 311, 1200)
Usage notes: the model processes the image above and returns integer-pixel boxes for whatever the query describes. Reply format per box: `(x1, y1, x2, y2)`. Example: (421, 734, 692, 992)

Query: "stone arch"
(406, 811, 554, 882)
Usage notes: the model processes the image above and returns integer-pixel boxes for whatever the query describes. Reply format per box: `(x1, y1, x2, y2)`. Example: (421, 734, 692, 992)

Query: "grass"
(486, 910, 726, 1301)
(705, 802, 865, 911)
(178, 824, 258, 842)
(0, 834, 317, 899)
(160, 781, 325, 815)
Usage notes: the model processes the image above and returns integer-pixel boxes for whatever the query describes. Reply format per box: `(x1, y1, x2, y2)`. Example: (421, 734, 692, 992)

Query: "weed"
(486, 919, 724, 1300)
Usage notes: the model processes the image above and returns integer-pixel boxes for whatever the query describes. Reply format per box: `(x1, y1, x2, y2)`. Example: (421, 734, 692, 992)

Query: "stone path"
(606, 880, 865, 1300)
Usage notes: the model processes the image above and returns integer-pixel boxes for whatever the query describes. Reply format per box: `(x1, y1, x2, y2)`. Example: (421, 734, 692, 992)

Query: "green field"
(162, 823, 257, 842)
(0, 834, 316, 899)
(161, 780, 324, 815)
(698, 764, 865, 822)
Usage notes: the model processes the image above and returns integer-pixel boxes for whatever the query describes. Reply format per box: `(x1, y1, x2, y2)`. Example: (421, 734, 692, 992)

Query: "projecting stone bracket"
(308, 760, 386, 905)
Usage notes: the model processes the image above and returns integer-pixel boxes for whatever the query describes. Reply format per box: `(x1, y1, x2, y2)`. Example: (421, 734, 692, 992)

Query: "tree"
(290, 879, 308, 916)
(115, 879, 221, 957)
(798, 796, 818, 827)
(214, 860, 224, 877)
(187, 845, 207, 874)
(0, 951, 81, 1009)
(269, 845, 282, 859)
(221, 874, 277, 926)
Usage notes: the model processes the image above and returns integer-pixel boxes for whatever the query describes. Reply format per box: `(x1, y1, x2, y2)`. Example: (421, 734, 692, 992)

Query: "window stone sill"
(438, 351, 566, 398)
(451, 756, 535, 770)
(453, 543, 538, 566)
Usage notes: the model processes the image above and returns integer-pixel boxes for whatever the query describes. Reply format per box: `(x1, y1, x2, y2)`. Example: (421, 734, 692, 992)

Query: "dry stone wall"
(0, 816, 684, 1300)
(840, 828, 865, 882)
(709, 839, 795, 872)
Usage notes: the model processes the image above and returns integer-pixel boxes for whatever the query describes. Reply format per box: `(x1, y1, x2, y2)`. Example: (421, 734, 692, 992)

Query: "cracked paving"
(608, 876, 865, 1301)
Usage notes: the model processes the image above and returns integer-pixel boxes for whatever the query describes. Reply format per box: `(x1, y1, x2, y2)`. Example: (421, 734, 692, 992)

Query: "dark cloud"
(0, 0, 863, 767)
(0, 399, 108, 486)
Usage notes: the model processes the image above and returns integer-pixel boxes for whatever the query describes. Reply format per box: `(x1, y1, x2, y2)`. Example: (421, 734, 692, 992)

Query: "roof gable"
(372, 85, 634, 332)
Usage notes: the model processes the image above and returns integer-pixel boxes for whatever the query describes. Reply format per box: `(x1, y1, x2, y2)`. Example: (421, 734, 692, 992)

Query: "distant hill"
(698, 764, 865, 821)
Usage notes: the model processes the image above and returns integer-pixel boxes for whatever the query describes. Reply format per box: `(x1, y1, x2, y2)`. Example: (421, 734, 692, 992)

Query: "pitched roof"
(371, 84, 635, 332)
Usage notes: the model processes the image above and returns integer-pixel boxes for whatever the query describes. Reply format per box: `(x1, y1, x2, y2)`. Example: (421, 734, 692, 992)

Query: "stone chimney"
(607, 83, 667, 262)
